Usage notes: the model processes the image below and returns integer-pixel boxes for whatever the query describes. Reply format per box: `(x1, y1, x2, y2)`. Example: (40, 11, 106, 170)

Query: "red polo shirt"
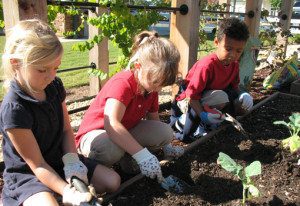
(176, 53, 240, 101)
(75, 70, 159, 147)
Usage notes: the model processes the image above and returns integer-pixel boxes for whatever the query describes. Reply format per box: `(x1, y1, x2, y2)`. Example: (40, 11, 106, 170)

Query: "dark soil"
(103, 68, 300, 206)
(107, 93, 300, 206)
(1, 68, 300, 206)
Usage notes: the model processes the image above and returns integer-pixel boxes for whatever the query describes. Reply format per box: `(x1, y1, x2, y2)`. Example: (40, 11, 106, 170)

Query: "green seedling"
(217, 152, 262, 205)
(273, 113, 300, 153)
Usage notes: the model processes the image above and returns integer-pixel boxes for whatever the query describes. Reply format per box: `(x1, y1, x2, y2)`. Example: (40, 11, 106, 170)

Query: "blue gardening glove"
(200, 110, 225, 125)
(62, 153, 88, 185)
(132, 148, 163, 182)
(238, 92, 253, 111)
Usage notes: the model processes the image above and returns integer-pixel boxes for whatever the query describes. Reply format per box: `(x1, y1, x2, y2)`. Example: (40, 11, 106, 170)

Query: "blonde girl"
(0, 19, 120, 206)
(75, 31, 183, 181)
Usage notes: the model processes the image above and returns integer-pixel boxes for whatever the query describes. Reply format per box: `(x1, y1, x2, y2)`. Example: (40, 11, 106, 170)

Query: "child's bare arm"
(104, 98, 143, 155)
(6, 128, 67, 195)
(61, 101, 77, 154)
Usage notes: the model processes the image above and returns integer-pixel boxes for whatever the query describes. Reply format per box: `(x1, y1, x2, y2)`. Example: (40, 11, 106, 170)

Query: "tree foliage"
(270, 0, 282, 9)
(0, 1, 4, 28)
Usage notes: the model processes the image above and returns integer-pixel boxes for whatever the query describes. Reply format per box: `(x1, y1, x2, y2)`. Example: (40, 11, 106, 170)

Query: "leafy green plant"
(0, 1, 4, 28)
(291, 34, 300, 44)
(273, 113, 300, 153)
(217, 152, 262, 205)
(270, 0, 282, 9)
(48, 4, 82, 32)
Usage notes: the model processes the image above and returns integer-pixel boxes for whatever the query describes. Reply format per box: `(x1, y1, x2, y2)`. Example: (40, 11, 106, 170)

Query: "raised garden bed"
(0, 69, 300, 205)
(104, 92, 300, 206)
(290, 78, 300, 95)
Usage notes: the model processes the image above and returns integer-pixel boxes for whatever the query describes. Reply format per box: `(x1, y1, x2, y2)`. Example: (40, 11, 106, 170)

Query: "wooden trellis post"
(277, 0, 294, 58)
(88, 4, 109, 96)
(2, 0, 47, 30)
(236, 0, 262, 89)
(245, 0, 262, 38)
(170, 0, 200, 97)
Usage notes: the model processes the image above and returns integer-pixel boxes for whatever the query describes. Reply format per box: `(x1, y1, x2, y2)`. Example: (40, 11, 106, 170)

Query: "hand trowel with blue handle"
(159, 174, 191, 193)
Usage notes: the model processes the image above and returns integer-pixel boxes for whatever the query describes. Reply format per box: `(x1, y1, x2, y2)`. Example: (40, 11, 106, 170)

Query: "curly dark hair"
(216, 17, 249, 42)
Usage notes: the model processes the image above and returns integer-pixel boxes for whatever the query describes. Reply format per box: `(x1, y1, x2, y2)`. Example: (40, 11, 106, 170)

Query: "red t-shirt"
(75, 70, 159, 147)
(176, 53, 240, 101)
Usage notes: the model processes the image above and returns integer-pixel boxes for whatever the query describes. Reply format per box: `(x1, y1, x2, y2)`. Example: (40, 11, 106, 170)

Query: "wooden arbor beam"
(3, 0, 47, 30)
(170, 0, 200, 97)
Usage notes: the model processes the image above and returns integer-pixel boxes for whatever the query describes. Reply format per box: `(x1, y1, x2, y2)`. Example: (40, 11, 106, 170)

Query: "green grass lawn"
(56, 40, 123, 89)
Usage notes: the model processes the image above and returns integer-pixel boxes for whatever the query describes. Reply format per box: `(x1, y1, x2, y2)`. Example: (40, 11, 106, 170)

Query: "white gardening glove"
(163, 143, 184, 159)
(132, 148, 163, 182)
(62, 184, 92, 206)
(238, 92, 253, 111)
(200, 109, 225, 125)
(62, 153, 88, 185)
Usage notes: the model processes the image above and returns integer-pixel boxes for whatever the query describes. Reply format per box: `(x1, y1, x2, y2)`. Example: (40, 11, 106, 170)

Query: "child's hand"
(200, 111, 225, 125)
(132, 148, 163, 182)
(62, 153, 88, 185)
(63, 184, 92, 206)
(238, 92, 253, 110)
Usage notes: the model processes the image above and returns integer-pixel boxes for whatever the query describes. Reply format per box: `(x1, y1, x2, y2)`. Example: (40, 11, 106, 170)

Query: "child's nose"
(230, 51, 239, 60)
(47, 69, 57, 80)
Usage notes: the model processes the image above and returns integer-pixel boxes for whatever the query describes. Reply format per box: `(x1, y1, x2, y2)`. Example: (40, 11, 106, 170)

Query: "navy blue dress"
(0, 77, 96, 205)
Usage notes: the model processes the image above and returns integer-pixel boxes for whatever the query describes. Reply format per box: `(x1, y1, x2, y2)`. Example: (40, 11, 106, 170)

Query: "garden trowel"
(223, 113, 248, 136)
(159, 175, 191, 193)
(71, 176, 103, 206)
(203, 105, 247, 135)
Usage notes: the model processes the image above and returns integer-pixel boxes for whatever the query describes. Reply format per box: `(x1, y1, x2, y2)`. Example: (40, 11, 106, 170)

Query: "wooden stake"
(3, 0, 47, 30)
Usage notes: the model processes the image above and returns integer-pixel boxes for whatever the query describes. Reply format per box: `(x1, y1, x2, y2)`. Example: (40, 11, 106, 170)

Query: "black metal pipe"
(57, 62, 96, 73)
(47, 0, 99, 7)
(200, 9, 254, 18)
(109, 61, 117, 65)
(126, 4, 188, 15)
(47, 1, 188, 15)
(66, 95, 96, 105)
(57, 61, 118, 74)
(68, 105, 90, 114)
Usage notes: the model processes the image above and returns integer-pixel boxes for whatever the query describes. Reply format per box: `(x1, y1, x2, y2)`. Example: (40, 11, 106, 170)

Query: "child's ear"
(134, 62, 141, 70)
(10, 59, 21, 68)
(214, 37, 219, 46)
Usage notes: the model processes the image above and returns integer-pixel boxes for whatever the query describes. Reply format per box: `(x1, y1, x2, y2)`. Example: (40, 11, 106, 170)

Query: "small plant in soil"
(217, 152, 262, 206)
(273, 112, 300, 154)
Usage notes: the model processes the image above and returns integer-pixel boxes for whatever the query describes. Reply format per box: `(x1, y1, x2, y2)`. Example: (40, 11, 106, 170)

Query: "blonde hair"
(130, 31, 180, 87)
(2, 19, 63, 92)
